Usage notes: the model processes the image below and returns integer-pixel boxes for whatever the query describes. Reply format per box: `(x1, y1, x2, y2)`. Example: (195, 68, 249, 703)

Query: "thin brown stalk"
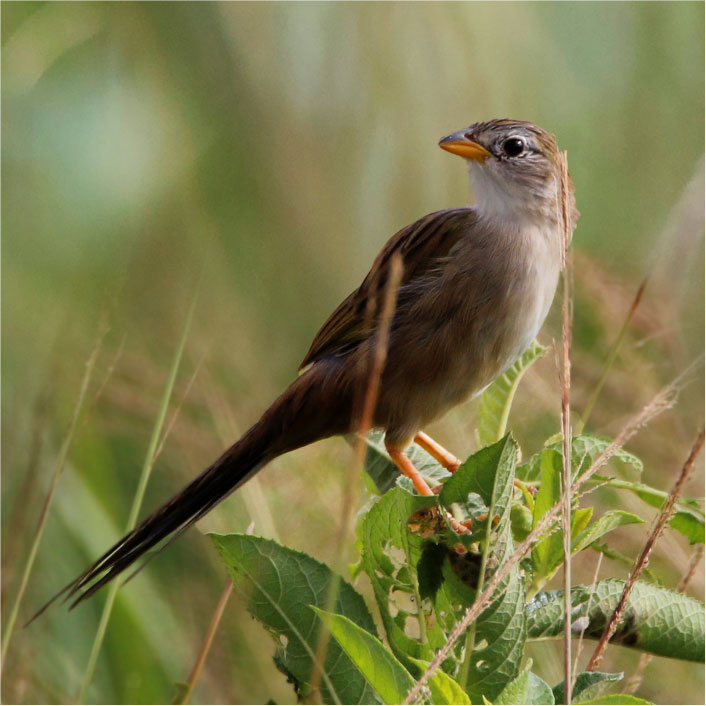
(309, 254, 404, 703)
(402, 372, 683, 705)
(571, 553, 603, 696)
(179, 579, 234, 704)
(557, 150, 574, 705)
(155, 354, 205, 461)
(1, 323, 108, 669)
(78, 334, 127, 435)
(625, 544, 703, 694)
(586, 428, 705, 672)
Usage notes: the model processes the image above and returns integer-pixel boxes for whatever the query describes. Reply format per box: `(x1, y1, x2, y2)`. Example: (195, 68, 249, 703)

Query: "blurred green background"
(2, 2, 704, 704)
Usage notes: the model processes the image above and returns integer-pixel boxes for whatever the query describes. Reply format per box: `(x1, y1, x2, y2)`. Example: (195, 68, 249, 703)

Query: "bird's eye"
(501, 137, 525, 157)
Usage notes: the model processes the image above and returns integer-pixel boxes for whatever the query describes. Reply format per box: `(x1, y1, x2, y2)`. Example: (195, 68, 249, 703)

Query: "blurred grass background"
(2, 2, 704, 704)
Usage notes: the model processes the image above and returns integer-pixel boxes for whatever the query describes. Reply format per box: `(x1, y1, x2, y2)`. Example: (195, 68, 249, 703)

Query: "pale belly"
(376, 228, 560, 444)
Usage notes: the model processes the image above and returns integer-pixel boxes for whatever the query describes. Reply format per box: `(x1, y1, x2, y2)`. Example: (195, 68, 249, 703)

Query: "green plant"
(211, 345, 705, 705)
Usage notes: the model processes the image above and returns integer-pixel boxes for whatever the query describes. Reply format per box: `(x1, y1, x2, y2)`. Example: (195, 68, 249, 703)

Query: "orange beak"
(438, 131, 492, 162)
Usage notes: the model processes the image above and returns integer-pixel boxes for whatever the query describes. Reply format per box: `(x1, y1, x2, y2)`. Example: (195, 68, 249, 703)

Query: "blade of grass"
(586, 427, 705, 672)
(77, 290, 199, 703)
(1, 322, 108, 670)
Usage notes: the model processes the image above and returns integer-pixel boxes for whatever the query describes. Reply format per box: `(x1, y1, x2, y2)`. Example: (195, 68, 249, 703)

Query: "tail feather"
(29, 363, 351, 623)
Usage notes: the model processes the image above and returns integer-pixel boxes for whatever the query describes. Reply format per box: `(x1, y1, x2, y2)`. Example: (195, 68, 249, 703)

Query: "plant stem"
(308, 255, 402, 703)
(558, 150, 574, 706)
(586, 428, 705, 672)
(1, 324, 106, 669)
(77, 291, 197, 703)
(179, 579, 234, 705)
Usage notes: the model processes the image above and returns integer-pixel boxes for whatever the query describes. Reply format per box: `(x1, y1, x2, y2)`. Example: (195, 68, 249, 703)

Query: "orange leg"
(414, 431, 461, 473)
(385, 442, 435, 496)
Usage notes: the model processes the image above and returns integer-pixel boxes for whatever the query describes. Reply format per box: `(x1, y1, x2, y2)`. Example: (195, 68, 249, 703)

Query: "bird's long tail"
(30, 362, 350, 621)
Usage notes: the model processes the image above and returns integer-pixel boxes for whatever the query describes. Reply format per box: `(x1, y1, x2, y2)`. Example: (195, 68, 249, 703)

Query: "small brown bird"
(42, 119, 578, 612)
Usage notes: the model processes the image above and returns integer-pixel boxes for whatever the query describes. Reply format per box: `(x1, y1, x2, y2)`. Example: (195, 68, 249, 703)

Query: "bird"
(37, 119, 578, 616)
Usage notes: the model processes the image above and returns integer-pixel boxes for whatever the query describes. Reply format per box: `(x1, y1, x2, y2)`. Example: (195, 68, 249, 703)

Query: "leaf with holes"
(358, 487, 462, 670)
(476, 341, 548, 447)
(212, 534, 379, 704)
(526, 579, 705, 662)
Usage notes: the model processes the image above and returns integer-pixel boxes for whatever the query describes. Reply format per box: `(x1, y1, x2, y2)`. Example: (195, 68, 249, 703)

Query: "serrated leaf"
(476, 341, 548, 447)
(552, 671, 623, 703)
(312, 608, 414, 705)
(518, 435, 642, 482)
(359, 430, 452, 495)
(526, 579, 705, 662)
(576, 696, 652, 705)
(408, 658, 471, 705)
(211, 534, 379, 704)
(440, 436, 527, 701)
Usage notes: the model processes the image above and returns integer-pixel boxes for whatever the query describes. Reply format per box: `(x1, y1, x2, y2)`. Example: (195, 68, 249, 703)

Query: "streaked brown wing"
(299, 207, 477, 369)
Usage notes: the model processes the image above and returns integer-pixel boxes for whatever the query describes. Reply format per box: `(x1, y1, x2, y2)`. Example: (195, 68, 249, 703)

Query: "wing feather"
(299, 207, 477, 368)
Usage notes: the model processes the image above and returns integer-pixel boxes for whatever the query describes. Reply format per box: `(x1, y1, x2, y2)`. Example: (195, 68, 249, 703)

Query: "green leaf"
(529, 453, 633, 585)
(591, 477, 704, 545)
(576, 696, 652, 705)
(669, 509, 705, 544)
(408, 658, 471, 705)
(518, 435, 642, 482)
(476, 341, 548, 447)
(440, 436, 527, 702)
(552, 671, 623, 703)
(312, 608, 414, 705)
(571, 511, 644, 554)
(531, 450, 562, 579)
(495, 660, 554, 705)
(359, 487, 455, 667)
(526, 579, 705, 662)
(359, 430, 451, 495)
(211, 534, 379, 704)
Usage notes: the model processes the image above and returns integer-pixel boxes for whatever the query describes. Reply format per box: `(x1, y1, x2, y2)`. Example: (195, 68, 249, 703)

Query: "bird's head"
(439, 119, 578, 227)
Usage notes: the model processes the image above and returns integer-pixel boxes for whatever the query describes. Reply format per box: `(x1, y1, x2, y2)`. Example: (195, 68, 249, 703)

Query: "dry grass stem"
(179, 579, 234, 705)
(77, 292, 198, 703)
(1, 323, 108, 669)
(572, 553, 603, 694)
(577, 276, 648, 435)
(78, 334, 127, 435)
(625, 544, 703, 694)
(309, 253, 403, 703)
(402, 372, 684, 705)
(586, 427, 705, 672)
(155, 354, 205, 461)
(558, 150, 574, 705)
